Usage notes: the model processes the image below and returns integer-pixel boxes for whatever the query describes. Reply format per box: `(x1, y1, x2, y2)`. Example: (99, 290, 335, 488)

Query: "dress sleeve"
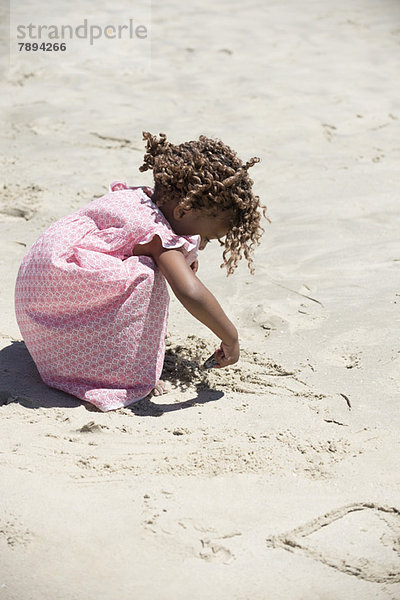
(85, 182, 200, 265)
(133, 190, 200, 265)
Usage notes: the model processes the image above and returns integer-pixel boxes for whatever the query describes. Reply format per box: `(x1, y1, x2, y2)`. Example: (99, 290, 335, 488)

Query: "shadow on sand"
(0, 340, 223, 416)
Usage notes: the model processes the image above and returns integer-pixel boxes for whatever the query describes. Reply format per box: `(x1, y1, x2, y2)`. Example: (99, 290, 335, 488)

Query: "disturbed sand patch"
(0, 183, 43, 221)
(162, 334, 300, 395)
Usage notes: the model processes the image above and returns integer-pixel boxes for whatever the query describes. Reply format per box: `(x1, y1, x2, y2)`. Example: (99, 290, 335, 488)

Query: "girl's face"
(173, 207, 231, 250)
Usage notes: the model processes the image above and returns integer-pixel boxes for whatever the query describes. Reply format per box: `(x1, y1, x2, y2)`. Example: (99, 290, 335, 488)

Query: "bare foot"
(152, 380, 168, 397)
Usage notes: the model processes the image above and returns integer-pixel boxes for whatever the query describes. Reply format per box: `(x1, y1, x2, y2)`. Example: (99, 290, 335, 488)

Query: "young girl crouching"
(15, 132, 266, 411)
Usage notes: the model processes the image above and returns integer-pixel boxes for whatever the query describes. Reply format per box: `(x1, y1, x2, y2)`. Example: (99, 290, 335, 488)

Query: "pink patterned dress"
(14, 182, 199, 411)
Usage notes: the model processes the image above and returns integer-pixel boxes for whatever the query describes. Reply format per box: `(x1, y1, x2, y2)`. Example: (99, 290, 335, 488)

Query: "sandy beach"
(1, 0, 400, 598)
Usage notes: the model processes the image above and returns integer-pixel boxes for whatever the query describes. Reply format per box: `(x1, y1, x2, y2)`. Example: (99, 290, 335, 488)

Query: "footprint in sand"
(266, 503, 400, 583)
(141, 492, 238, 564)
(0, 183, 43, 222)
(199, 537, 235, 564)
(0, 516, 33, 548)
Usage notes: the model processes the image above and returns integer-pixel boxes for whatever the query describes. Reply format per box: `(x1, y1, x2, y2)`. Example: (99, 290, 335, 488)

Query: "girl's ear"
(173, 205, 190, 220)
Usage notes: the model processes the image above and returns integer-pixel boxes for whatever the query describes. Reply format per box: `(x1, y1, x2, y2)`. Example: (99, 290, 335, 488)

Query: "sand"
(1, 0, 400, 598)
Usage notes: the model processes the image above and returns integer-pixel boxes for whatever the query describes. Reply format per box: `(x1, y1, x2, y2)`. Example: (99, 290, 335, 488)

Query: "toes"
(153, 380, 168, 396)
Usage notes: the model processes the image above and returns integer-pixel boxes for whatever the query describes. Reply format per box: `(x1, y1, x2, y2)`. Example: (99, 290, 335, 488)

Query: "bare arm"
(133, 236, 239, 366)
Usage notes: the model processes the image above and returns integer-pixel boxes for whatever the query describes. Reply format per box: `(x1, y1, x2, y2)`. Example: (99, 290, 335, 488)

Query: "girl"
(15, 132, 266, 412)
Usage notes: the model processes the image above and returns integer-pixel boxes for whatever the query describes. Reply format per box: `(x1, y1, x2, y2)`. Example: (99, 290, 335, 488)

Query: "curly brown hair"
(139, 131, 268, 275)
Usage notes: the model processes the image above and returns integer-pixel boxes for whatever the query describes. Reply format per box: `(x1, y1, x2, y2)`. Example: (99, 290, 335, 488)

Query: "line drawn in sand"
(266, 502, 400, 583)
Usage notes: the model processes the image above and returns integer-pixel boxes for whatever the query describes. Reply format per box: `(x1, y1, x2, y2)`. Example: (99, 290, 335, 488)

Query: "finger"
(214, 358, 228, 369)
(215, 347, 225, 361)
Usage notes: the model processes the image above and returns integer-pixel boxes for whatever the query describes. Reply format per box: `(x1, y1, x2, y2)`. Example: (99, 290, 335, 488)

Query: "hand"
(190, 259, 199, 275)
(214, 338, 240, 368)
